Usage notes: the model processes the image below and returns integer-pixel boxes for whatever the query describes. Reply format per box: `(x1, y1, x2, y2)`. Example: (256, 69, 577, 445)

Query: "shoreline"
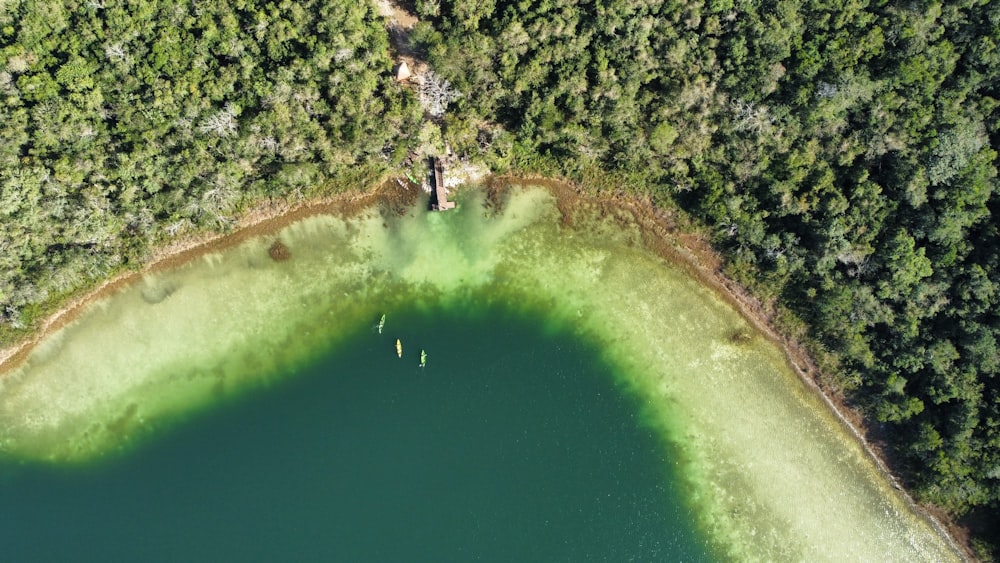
(499, 175, 974, 562)
(0, 174, 974, 560)
(0, 177, 420, 374)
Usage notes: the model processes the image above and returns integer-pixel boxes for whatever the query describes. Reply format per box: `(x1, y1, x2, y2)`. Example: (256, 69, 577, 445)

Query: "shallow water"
(0, 307, 710, 561)
(0, 185, 962, 560)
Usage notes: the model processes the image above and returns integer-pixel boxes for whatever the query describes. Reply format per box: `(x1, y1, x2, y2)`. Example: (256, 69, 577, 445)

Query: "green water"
(0, 306, 710, 561)
(0, 184, 964, 560)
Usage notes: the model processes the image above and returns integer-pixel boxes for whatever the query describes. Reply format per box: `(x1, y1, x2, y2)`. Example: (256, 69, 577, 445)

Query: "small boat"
(419, 349, 427, 368)
(377, 314, 385, 334)
(395, 339, 402, 358)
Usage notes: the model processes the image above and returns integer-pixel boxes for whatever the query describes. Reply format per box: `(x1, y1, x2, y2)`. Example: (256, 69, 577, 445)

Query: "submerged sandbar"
(0, 181, 964, 560)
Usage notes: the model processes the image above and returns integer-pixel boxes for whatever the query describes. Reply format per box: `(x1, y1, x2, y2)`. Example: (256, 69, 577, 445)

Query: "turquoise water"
(0, 305, 712, 561)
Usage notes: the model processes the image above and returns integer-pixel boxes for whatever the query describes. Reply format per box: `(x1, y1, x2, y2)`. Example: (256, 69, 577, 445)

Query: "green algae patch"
(0, 184, 962, 560)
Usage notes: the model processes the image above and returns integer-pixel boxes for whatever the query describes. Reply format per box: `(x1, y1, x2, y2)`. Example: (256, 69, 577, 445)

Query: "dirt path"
(372, 0, 418, 31)
(371, 0, 426, 74)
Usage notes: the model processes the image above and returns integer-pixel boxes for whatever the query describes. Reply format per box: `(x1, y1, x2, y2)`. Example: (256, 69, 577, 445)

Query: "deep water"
(0, 305, 712, 561)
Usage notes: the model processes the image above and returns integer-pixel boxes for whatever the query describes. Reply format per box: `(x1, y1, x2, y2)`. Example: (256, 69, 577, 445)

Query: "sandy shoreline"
(0, 175, 974, 560)
(0, 177, 420, 373)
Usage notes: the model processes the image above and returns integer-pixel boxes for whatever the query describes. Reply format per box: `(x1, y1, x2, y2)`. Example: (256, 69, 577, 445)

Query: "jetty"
(428, 157, 456, 211)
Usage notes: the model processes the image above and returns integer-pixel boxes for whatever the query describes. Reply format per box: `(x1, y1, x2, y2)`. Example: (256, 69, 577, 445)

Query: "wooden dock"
(429, 157, 456, 211)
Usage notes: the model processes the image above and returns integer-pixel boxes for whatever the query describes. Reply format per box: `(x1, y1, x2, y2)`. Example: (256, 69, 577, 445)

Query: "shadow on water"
(0, 303, 714, 562)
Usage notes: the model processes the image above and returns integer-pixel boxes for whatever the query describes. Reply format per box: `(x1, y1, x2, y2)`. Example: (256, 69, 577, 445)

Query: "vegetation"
(0, 0, 422, 341)
(1, 0, 998, 557)
(409, 0, 999, 556)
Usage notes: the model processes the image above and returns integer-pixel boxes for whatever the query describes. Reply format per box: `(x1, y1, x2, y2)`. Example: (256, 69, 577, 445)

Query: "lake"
(0, 182, 962, 560)
(0, 304, 713, 561)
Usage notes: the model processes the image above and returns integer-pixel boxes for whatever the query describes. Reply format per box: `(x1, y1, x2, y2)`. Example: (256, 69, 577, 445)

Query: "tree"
(418, 70, 462, 118)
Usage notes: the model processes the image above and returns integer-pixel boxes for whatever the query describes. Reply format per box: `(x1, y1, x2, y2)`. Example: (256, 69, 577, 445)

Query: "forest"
(0, 0, 423, 341)
(1, 0, 998, 558)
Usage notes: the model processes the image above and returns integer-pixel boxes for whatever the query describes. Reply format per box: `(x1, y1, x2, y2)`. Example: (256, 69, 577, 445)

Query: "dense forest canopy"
(0, 0, 421, 338)
(1, 0, 998, 557)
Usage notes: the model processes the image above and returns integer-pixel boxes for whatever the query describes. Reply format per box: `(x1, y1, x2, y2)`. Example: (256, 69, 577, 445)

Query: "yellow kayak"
(395, 339, 402, 358)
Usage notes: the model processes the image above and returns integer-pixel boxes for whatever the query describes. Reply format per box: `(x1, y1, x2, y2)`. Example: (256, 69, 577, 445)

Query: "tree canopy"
(0, 0, 422, 337)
